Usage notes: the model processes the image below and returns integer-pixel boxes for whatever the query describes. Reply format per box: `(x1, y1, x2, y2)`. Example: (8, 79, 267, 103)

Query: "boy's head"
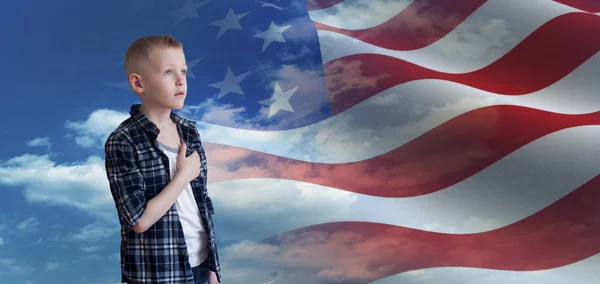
(124, 35, 188, 110)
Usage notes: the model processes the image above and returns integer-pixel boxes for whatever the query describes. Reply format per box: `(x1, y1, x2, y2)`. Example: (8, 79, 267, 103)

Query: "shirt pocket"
(137, 150, 168, 198)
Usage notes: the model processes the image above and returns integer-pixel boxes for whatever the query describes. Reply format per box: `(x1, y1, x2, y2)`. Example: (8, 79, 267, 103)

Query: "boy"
(104, 35, 221, 284)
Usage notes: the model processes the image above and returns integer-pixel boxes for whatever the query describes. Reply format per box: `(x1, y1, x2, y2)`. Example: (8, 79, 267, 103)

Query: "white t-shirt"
(157, 140, 209, 267)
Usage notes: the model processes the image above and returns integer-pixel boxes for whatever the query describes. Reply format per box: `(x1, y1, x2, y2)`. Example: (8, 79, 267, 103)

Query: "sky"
(1, 0, 599, 283)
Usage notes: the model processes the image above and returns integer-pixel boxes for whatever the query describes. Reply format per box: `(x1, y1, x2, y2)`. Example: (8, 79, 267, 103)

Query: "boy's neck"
(139, 103, 174, 129)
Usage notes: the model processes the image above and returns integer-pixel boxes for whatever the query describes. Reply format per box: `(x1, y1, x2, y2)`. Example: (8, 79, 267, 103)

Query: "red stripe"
(204, 107, 600, 197)
(236, 175, 600, 282)
(306, 0, 344, 10)
(324, 12, 600, 114)
(555, 0, 600, 13)
(313, 0, 487, 50)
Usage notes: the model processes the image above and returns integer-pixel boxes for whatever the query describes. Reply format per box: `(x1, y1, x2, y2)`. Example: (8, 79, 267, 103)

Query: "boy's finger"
(179, 142, 186, 154)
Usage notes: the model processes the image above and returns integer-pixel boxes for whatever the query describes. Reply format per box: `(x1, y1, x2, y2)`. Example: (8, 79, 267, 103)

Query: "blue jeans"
(127, 258, 210, 284)
(192, 258, 210, 284)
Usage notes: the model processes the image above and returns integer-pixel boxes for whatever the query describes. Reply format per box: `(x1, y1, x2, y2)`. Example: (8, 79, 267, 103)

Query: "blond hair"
(124, 35, 183, 76)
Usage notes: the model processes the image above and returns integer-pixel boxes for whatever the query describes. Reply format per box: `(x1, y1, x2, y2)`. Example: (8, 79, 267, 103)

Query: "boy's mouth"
(174, 92, 185, 96)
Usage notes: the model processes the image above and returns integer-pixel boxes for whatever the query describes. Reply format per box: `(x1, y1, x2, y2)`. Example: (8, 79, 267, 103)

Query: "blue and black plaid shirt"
(104, 104, 221, 283)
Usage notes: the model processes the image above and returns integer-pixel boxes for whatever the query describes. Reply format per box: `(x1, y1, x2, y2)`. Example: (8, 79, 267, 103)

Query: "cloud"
(70, 222, 119, 243)
(307, 0, 411, 30)
(0, 258, 33, 275)
(64, 109, 129, 149)
(207, 178, 359, 245)
(16, 217, 39, 233)
(422, 216, 504, 234)
(0, 153, 116, 221)
(0, 237, 4, 245)
(26, 137, 52, 150)
(433, 16, 515, 60)
(180, 99, 255, 129)
(217, 227, 399, 284)
(80, 245, 102, 253)
(44, 262, 60, 271)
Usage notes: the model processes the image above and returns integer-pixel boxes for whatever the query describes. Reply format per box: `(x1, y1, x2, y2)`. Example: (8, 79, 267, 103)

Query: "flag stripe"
(372, 253, 599, 284)
(206, 114, 600, 198)
(309, 0, 592, 33)
(211, 126, 594, 234)
(248, 173, 600, 282)
(325, 12, 600, 113)
(196, 51, 600, 164)
(554, 0, 600, 13)
(315, 0, 591, 71)
(312, 0, 487, 50)
(306, 0, 346, 11)
(207, 125, 600, 198)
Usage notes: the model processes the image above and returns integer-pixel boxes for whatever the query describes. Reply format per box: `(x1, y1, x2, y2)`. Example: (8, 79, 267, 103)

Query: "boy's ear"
(129, 73, 144, 94)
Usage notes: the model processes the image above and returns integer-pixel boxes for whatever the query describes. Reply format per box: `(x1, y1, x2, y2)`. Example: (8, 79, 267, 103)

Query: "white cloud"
(217, 227, 396, 284)
(208, 179, 359, 244)
(0, 154, 116, 221)
(0, 258, 33, 275)
(26, 137, 52, 150)
(70, 222, 119, 243)
(44, 262, 60, 271)
(64, 109, 129, 149)
(0, 237, 4, 245)
(422, 216, 503, 234)
(180, 99, 255, 129)
(16, 217, 39, 233)
(434, 16, 515, 60)
(307, 0, 410, 30)
(80, 245, 102, 253)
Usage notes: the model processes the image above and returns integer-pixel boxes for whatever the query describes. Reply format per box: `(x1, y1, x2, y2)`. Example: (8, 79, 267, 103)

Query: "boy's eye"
(165, 70, 173, 75)
(181, 70, 187, 74)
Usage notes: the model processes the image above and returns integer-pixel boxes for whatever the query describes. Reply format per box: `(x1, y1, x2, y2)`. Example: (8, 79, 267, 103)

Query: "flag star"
(186, 57, 203, 79)
(255, 0, 284, 10)
(253, 21, 291, 53)
(211, 8, 250, 39)
(169, 0, 210, 27)
(258, 82, 298, 118)
(208, 67, 250, 99)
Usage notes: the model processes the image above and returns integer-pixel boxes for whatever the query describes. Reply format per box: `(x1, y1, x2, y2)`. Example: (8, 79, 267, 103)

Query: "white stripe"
(210, 126, 600, 238)
(370, 253, 600, 284)
(316, 0, 584, 73)
(197, 51, 600, 163)
(308, 0, 413, 30)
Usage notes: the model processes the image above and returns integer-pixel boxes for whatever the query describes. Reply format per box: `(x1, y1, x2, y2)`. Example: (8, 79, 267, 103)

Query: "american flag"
(102, 0, 600, 283)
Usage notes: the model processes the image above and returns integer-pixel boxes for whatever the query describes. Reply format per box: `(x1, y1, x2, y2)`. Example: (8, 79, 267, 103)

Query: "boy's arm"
(105, 135, 190, 233)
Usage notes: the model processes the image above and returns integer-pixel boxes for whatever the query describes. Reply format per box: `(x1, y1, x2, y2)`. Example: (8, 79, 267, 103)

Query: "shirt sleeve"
(104, 134, 146, 231)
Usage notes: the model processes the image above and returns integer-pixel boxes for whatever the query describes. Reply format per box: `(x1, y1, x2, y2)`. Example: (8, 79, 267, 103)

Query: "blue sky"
(0, 0, 336, 283)
(2, 0, 598, 283)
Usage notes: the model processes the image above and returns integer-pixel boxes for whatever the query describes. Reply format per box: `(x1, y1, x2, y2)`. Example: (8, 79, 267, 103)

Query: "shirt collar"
(129, 104, 196, 136)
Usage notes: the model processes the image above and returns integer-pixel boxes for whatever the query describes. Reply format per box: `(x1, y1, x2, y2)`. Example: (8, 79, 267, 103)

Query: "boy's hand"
(208, 271, 219, 284)
(176, 141, 200, 182)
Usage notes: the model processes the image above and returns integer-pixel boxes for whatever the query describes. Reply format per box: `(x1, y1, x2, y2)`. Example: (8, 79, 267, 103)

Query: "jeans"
(127, 258, 210, 284)
(192, 258, 210, 284)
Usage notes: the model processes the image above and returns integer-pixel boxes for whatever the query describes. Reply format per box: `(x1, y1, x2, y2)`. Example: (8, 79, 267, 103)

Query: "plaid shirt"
(104, 104, 221, 283)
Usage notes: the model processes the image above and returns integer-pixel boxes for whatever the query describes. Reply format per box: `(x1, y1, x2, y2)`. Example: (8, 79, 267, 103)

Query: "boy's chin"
(167, 100, 186, 110)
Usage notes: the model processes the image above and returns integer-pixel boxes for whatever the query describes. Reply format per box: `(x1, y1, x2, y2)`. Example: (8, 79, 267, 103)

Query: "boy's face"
(133, 47, 188, 110)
